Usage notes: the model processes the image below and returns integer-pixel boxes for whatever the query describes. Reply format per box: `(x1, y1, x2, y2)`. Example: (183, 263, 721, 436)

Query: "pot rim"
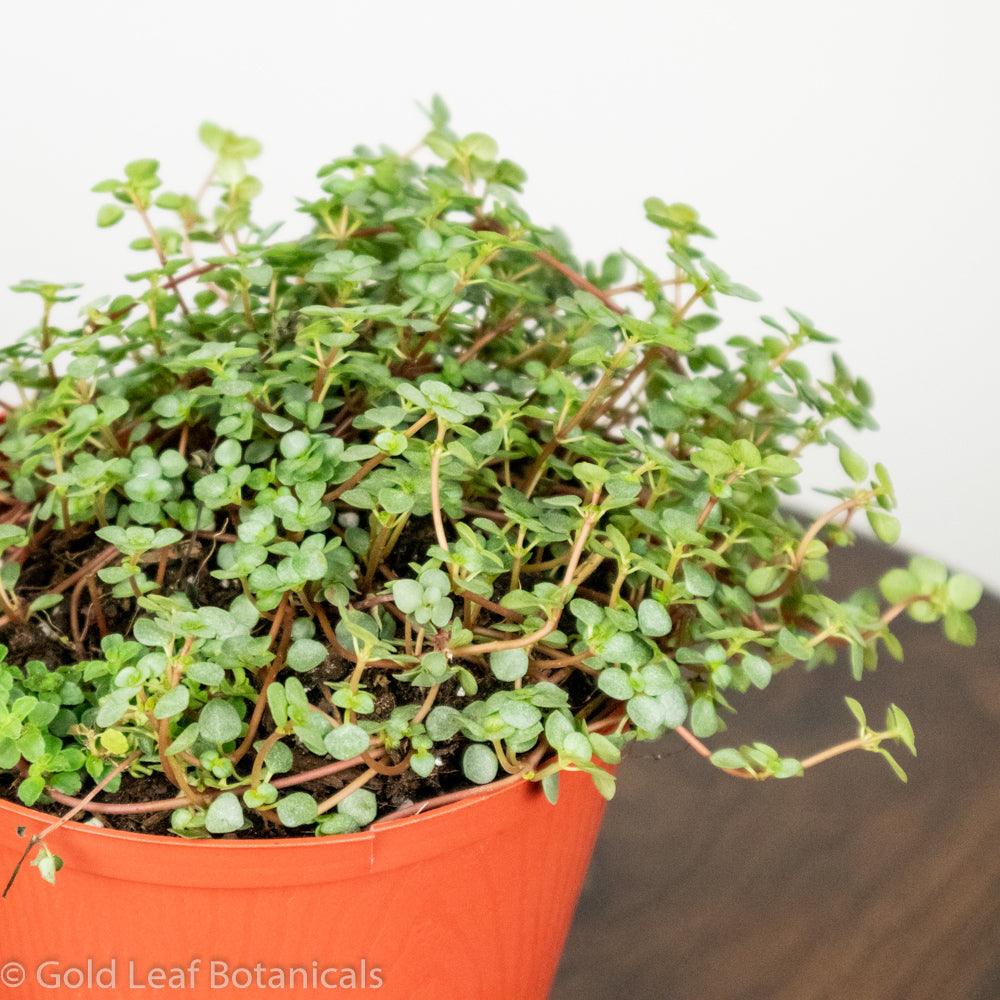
(0, 712, 619, 868)
(0, 773, 520, 851)
(0, 774, 577, 886)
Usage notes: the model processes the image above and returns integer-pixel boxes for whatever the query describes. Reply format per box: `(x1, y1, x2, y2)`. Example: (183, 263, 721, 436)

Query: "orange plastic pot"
(0, 772, 607, 999)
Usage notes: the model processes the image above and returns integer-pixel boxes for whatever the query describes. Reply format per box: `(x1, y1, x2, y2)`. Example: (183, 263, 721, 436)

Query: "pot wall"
(0, 772, 606, 999)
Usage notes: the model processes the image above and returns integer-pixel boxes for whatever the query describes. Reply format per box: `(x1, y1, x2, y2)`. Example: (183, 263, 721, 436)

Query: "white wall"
(2, 1, 997, 586)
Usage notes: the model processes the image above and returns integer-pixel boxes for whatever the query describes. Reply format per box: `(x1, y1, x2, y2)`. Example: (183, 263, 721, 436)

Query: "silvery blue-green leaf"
(205, 793, 244, 834)
(199, 699, 242, 744)
(637, 599, 672, 637)
(462, 744, 499, 785)
(337, 788, 377, 827)
(286, 638, 327, 673)
(324, 723, 370, 760)
(276, 792, 318, 828)
(153, 685, 190, 720)
(490, 648, 529, 682)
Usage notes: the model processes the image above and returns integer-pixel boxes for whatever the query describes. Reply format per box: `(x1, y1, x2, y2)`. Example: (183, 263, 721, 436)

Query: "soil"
(0, 516, 596, 839)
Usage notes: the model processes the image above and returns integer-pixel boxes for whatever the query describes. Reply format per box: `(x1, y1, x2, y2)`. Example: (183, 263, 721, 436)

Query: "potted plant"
(0, 101, 981, 998)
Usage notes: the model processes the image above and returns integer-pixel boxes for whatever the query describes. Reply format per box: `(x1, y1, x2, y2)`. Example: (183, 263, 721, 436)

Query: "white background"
(1, 2, 997, 587)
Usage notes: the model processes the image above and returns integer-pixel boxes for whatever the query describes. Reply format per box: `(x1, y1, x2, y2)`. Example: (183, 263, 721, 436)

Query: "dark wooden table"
(555, 540, 1000, 1000)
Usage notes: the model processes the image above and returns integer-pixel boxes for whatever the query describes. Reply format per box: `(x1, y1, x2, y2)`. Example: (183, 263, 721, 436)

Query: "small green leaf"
(276, 792, 318, 828)
(838, 447, 868, 483)
(771, 757, 803, 779)
(154, 685, 190, 720)
(286, 638, 327, 673)
(710, 748, 747, 770)
(96, 688, 134, 728)
(777, 628, 813, 661)
(637, 599, 672, 637)
(324, 723, 370, 760)
(690, 696, 720, 738)
(746, 565, 782, 597)
(867, 510, 900, 545)
(943, 608, 977, 647)
(879, 568, 920, 603)
(589, 731, 621, 765)
(947, 574, 982, 612)
(462, 744, 499, 785)
(17, 775, 45, 807)
(490, 648, 529, 682)
(658, 686, 689, 729)
(844, 696, 867, 728)
(762, 454, 801, 478)
(682, 561, 715, 597)
(541, 772, 560, 804)
(338, 788, 377, 827)
(205, 792, 244, 834)
(588, 767, 617, 800)
(392, 579, 423, 615)
(878, 747, 908, 783)
(97, 204, 125, 228)
(165, 723, 200, 757)
(886, 704, 916, 755)
(266, 683, 288, 728)
(626, 694, 665, 732)
(199, 699, 242, 744)
(99, 729, 130, 755)
(741, 654, 772, 689)
(910, 556, 947, 587)
(188, 662, 225, 686)
(597, 667, 634, 701)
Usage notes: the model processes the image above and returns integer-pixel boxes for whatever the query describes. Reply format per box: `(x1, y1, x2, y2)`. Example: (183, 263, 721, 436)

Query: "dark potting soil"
(0, 518, 596, 839)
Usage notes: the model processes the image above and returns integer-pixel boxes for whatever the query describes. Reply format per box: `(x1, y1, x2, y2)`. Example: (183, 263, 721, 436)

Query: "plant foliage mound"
(0, 102, 982, 864)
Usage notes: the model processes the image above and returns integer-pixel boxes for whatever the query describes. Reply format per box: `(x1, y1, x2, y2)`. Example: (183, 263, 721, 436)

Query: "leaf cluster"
(0, 102, 981, 851)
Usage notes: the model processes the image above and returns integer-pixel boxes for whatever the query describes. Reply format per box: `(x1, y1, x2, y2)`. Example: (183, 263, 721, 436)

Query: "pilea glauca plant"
(0, 100, 982, 885)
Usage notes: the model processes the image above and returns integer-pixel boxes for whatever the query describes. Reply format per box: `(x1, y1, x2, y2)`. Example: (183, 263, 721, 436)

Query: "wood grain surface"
(554, 540, 1000, 1000)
